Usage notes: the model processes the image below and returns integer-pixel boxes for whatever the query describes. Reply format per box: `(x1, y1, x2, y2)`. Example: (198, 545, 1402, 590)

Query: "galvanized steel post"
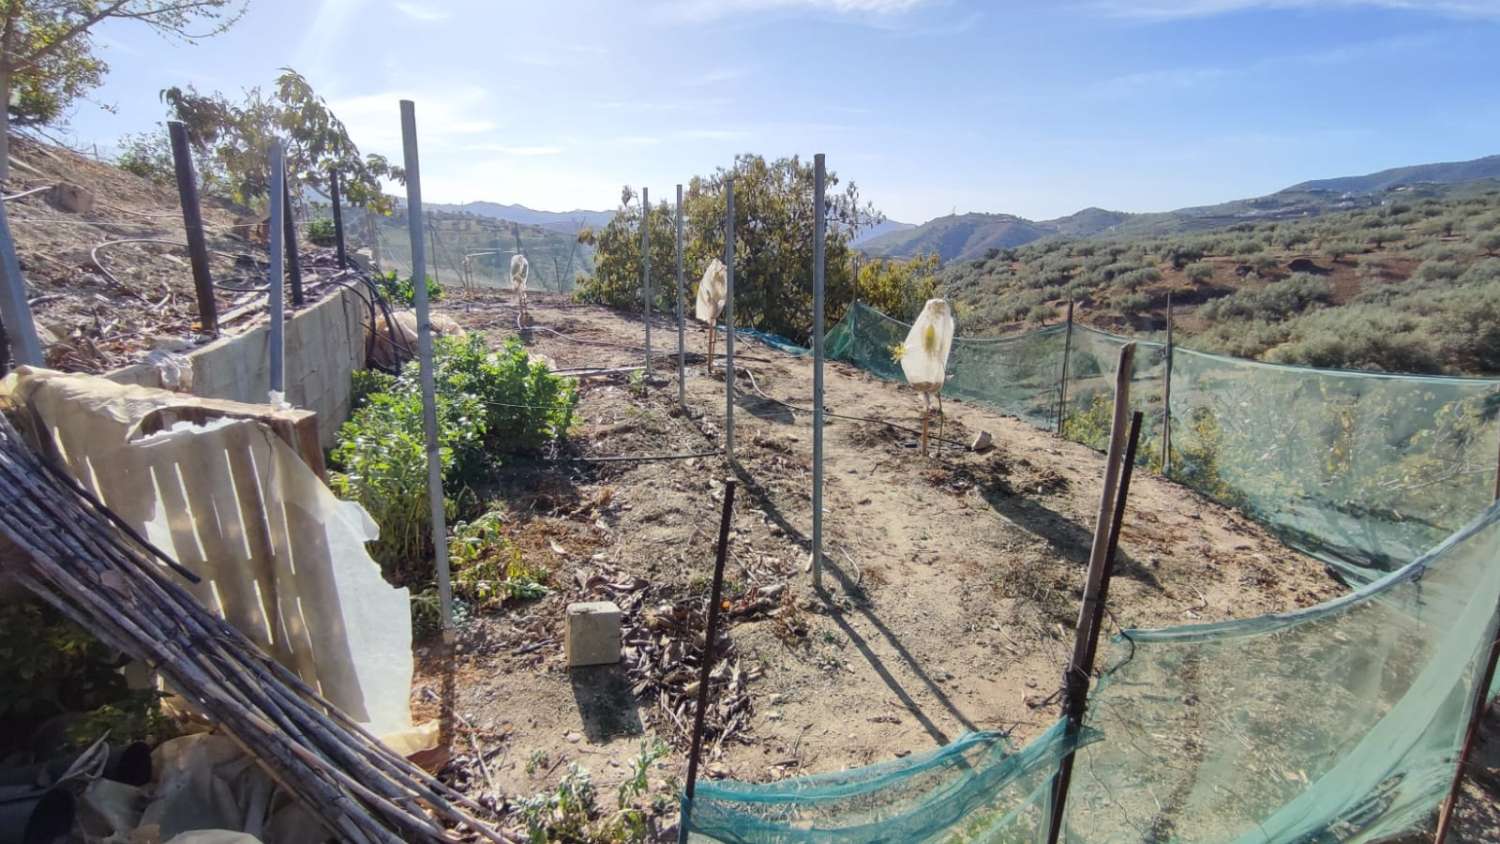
(400, 99, 453, 634)
(812, 154, 827, 590)
(676, 184, 686, 408)
(0, 200, 41, 366)
(724, 177, 736, 465)
(268, 141, 286, 397)
(642, 187, 651, 383)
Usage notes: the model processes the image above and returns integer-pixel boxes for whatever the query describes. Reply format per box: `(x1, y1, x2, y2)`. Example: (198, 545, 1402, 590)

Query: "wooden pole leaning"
(680, 478, 739, 843)
(168, 121, 218, 335)
(1056, 300, 1075, 436)
(1433, 475, 1500, 843)
(329, 167, 348, 269)
(282, 175, 304, 307)
(1045, 342, 1138, 844)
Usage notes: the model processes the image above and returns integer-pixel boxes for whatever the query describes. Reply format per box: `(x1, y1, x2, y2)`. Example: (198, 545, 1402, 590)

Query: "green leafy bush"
(0, 599, 175, 751)
(330, 335, 577, 582)
(449, 511, 549, 609)
(375, 269, 443, 306)
(306, 217, 337, 246)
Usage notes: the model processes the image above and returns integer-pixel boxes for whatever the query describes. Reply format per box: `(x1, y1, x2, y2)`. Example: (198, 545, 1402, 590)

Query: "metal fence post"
(812, 154, 827, 590)
(329, 167, 347, 269)
(724, 177, 736, 465)
(400, 99, 453, 634)
(168, 121, 218, 334)
(282, 173, 304, 307)
(0, 200, 41, 366)
(268, 141, 286, 398)
(676, 183, 686, 408)
(1161, 293, 1174, 476)
(642, 186, 651, 383)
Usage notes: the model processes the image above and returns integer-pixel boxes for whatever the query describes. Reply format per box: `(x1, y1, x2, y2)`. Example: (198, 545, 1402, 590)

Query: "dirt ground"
(4, 134, 346, 374)
(395, 290, 1500, 841)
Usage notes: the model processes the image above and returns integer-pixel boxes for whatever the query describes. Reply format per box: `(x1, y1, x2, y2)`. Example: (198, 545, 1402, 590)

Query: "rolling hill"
(864, 153, 1500, 263)
(427, 201, 613, 236)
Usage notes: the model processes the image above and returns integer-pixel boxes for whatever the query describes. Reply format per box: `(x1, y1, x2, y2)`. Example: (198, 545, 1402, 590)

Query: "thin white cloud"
(463, 144, 565, 156)
(1090, 0, 1500, 20)
(678, 128, 748, 140)
(391, 1, 450, 22)
(662, 0, 933, 22)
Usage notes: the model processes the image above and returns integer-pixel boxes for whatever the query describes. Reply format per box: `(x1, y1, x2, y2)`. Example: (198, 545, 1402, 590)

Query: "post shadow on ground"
(570, 664, 645, 743)
(979, 484, 1164, 594)
(729, 463, 978, 748)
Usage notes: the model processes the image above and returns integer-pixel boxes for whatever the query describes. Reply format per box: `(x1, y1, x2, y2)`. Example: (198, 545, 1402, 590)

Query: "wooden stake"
(329, 167, 347, 269)
(1433, 475, 1500, 843)
(282, 174, 304, 307)
(1056, 300, 1075, 436)
(167, 121, 217, 335)
(681, 478, 738, 844)
(1045, 342, 1137, 844)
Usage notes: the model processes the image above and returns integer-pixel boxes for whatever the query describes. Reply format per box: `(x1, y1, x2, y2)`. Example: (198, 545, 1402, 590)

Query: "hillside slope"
(427, 200, 612, 235)
(868, 153, 1500, 262)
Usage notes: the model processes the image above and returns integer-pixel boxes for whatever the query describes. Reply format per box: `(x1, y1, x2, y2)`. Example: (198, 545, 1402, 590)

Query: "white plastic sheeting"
(695, 258, 728, 323)
(900, 299, 954, 393)
(4, 369, 414, 736)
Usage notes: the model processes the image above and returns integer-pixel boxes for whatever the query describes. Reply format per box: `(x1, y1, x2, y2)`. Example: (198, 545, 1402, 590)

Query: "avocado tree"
(0, 0, 245, 182)
(160, 69, 401, 213)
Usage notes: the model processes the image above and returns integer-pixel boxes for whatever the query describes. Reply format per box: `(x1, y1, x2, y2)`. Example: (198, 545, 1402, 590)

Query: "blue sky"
(65, 0, 1500, 222)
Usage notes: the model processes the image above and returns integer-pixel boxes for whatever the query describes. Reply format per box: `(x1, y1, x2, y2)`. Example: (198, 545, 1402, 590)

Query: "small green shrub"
(0, 599, 176, 752)
(331, 336, 577, 582)
(306, 218, 337, 246)
(449, 511, 549, 609)
(1185, 262, 1214, 283)
(375, 270, 443, 306)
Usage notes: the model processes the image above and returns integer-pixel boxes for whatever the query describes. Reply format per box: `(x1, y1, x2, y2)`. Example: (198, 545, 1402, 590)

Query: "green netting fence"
(681, 302, 1500, 842)
(684, 500, 1500, 843)
(825, 301, 1500, 583)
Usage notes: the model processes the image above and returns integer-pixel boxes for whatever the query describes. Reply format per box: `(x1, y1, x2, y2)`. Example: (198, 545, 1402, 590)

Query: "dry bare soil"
(396, 291, 1500, 841)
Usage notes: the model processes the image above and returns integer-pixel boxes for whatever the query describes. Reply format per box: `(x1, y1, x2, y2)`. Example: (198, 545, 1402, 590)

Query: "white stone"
(566, 601, 622, 667)
(971, 430, 994, 452)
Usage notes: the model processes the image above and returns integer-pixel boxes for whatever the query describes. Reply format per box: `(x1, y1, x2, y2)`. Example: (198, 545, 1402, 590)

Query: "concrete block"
(566, 601, 622, 667)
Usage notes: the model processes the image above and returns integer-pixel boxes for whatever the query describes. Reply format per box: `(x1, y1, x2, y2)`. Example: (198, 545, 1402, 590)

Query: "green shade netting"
(825, 302, 1500, 582)
(685, 504, 1500, 843)
(684, 725, 1078, 843)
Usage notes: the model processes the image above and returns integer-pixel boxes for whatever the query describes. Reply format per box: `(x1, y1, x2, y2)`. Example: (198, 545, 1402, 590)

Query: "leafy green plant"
(519, 764, 598, 843)
(331, 336, 577, 583)
(0, 598, 178, 751)
(306, 217, 337, 247)
(375, 270, 443, 306)
(449, 511, 549, 609)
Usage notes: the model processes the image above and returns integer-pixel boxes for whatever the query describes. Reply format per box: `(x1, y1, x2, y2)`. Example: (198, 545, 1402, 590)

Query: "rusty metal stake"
(681, 478, 738, 843)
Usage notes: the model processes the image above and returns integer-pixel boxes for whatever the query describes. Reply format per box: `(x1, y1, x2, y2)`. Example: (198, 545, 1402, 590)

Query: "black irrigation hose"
(555, 449, 722, 464)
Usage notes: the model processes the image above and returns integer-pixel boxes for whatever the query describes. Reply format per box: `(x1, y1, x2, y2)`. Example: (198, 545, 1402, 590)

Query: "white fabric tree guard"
(900, 299, 955, 393)
(510, 253, 529, 292)
(695, 258, 727, 324)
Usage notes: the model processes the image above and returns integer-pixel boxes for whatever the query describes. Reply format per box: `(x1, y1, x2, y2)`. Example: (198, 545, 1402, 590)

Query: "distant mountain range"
(427, 201, 614, 235)
(860, 154, 1500, 263)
